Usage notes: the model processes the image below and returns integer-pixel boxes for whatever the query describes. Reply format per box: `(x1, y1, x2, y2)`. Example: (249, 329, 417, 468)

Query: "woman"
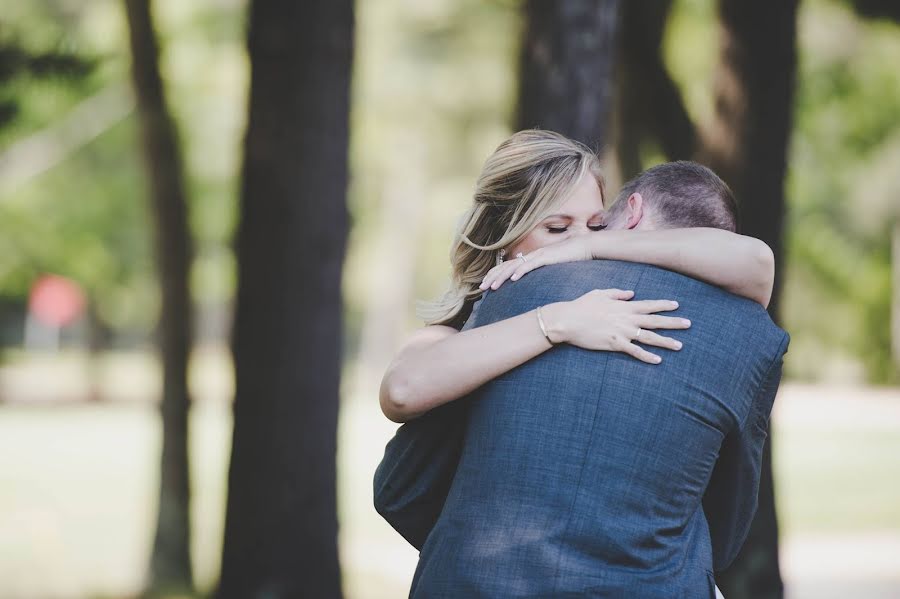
(380, 129, 773, 424)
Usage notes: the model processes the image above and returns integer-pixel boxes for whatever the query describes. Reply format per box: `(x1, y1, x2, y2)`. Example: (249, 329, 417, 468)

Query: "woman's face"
(506, 173, 606, 257)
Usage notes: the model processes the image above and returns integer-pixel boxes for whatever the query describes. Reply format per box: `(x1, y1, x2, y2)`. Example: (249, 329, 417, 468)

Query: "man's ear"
(626, 192, 644, 229)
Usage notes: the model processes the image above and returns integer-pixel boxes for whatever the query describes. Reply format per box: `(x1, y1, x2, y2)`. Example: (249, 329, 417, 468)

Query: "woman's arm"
(588, 229, 775, 307)
(483, 229, 775, 307)
(380, 290, 689, 423)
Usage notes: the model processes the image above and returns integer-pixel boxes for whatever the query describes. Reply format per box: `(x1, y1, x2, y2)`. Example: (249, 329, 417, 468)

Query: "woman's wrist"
(539, 302, 570, 344)
(586, 231, 612, 260)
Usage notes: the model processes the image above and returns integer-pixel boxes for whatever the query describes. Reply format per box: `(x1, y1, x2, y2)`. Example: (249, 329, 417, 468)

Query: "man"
(375, 162, 789, 597)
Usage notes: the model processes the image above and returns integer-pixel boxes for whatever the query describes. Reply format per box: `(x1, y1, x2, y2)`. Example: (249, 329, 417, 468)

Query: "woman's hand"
(480, 236, 592, 291)
(542, 289, 691, 364)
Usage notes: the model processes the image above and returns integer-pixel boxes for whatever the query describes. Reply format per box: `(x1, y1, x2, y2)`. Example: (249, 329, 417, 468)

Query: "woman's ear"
(626, 193, 644, 229)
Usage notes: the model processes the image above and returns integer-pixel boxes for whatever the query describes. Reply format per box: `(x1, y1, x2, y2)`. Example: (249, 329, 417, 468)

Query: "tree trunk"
(615, 0, 696, 181)
(613, 2, 799, 595)
(517, 0, 622, 149)
(848, 0, 900, 21)
(702, 2, 799, 597)
(123, 0, 194, 593)
(703, 0, 798, 323)
(216, 1, 353, 597)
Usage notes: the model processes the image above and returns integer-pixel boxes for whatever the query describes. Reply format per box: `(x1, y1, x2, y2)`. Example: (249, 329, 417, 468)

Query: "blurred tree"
(844, 0, 900, 382)
(217, 0, 353, 597)
(0, 32, 95, 352)
(347, 0, 520, 397)
(0, 5, 153, 351)
(0, 40, 91, 128)
(703, 0, 798, 321)
(847, 0, 900, 21)
(123, 0, 194, 593)
(615, 0, 695, 180)
(704, 6, 798, 597)
(517, 0, 621, 148)
(894, 224, 900, 370)
(616, 2, 799, 597)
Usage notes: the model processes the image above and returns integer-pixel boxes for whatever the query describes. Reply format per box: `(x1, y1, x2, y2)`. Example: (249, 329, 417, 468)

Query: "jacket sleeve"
(372, 399, 469, 550)
(372, 302, 486, 550)
(702, 331, 789, 572)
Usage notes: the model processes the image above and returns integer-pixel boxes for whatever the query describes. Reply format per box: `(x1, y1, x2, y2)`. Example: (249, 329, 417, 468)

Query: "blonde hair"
(419, 129, 605, 328)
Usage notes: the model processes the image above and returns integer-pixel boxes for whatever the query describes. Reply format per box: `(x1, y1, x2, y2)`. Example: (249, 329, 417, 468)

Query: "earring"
(496, 248, 506, 266)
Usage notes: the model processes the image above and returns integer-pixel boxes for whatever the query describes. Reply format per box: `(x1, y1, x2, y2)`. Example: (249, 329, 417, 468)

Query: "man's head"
(604, 161, 738, 232)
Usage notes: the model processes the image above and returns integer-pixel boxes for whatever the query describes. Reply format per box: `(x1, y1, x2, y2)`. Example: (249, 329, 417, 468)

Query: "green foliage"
(0, 36, 93, 128)
(0, 0, 245, 338)
(0, 0, 897, 382)
(345, 0, 521, 327)
(0, 116, 155, 331)
(665, 0, 900, 383)
(786, 0, 900, 382)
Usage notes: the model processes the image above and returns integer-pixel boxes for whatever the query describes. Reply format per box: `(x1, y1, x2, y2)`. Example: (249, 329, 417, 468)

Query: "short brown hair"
(610, 161, 737, 232)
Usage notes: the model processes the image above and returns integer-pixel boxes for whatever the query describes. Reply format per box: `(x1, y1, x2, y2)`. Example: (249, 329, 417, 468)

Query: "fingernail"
(673, 341, 682, 349)
(672, 301, 679, 308)
(654, 356, 662, 364)
(682, 319, 691, 326)
(511, 274, 519, 281)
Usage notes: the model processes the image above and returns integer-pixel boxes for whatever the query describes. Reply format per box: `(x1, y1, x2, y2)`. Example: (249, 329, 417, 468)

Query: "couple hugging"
(374, 130, 789, 598)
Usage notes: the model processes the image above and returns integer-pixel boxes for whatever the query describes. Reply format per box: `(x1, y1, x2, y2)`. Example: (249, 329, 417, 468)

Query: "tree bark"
(216, 1, 353, 597)
(613, 2, 799, 595)
(847, 0, 900, 21)
(703, 0, 798, 323)
(123, 0, 194, 593)
(517, 0, 622, 150)
(615, 0, 696, 181)
(702, 2, 799, 597)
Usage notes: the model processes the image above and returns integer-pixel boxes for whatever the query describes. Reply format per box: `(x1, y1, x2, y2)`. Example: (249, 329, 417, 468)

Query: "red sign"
(28, 274, 86, 327)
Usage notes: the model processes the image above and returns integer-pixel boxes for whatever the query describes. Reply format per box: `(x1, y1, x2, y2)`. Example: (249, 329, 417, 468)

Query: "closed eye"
(588, 223, 607, 231)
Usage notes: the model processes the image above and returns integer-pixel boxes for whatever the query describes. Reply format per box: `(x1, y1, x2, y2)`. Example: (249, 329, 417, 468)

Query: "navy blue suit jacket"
(374, 261, 788, 598)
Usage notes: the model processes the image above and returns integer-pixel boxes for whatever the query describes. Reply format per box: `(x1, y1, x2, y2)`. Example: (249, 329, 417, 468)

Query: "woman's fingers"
(480, 262, 515, 290)
(619, 341, 663, 364)
(508, 261, 539, 282)
(629, 299, 679, 314)
(636, 314, 692, 330)
(478, 265, 499, 290)
(601, 288, 634, 300)
(481, 252, 547, 290)
(632, 330, 683, 351)
(508, 252, 544, 282)
(488, 262, 520, 289)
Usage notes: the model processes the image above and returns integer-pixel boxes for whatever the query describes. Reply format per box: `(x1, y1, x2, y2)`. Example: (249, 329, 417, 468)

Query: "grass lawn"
(0, 351, 897, 598)
(776, 428, 900, 535)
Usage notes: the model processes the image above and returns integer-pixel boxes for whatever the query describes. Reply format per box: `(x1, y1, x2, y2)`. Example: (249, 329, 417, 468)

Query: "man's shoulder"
(499, 260, 718, 291)
(476, 260, 785, 351)
(482, 260, 744, 309)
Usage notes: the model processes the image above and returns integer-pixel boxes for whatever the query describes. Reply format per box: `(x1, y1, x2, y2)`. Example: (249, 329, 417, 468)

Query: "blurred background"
(0, 0, 898, 598)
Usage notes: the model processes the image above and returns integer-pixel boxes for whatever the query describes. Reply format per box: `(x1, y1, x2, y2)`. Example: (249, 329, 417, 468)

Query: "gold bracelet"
(536, 306, 556, 346)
